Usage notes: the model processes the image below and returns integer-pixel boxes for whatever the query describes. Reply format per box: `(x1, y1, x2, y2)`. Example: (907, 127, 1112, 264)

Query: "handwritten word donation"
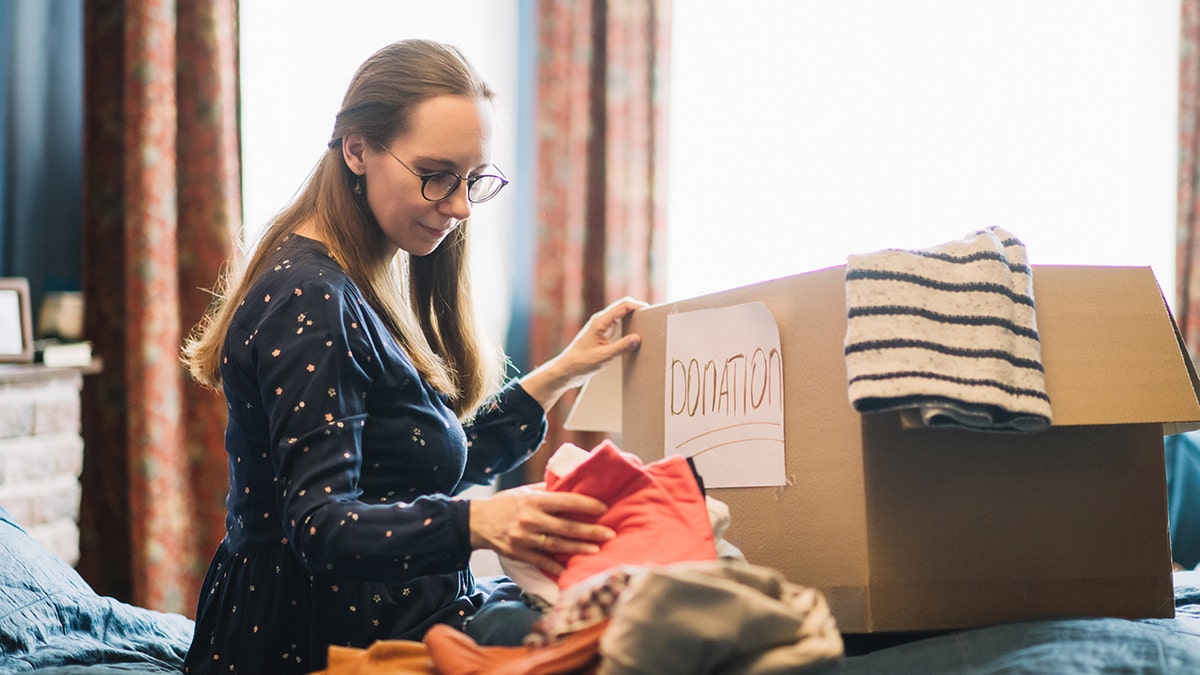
(665, 302, 786, 488)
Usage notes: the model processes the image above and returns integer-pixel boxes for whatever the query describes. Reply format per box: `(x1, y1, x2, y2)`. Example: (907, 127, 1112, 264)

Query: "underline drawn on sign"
(664, 302, 786, 488)
(689, 437, 785, 458)
(674, 422, 784, 457)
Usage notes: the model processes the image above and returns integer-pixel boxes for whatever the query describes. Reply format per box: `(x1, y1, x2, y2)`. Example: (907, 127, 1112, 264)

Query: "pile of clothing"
(313, 440, 843, 674)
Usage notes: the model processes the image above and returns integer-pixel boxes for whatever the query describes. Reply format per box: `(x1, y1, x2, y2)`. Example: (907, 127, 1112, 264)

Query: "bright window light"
(667, 0, 1181, 309)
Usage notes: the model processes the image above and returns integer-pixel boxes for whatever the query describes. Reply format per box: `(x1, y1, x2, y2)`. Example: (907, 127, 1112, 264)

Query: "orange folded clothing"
(314, 640, 434, 675)
(424, 620, 607, 675)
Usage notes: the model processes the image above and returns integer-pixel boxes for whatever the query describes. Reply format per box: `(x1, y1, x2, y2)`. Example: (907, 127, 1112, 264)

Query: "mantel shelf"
(0, 358, 104, 382)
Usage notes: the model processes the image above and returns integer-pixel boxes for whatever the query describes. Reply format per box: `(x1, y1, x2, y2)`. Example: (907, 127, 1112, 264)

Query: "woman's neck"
(293, 219, 327, 245)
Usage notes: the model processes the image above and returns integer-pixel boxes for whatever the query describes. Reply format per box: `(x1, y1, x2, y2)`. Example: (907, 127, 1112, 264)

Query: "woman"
(181, 39, 643, 673)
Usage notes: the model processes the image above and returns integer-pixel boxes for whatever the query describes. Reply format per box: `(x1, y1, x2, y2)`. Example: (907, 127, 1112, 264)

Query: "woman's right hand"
(517, 297, 647, 413)
(468, 484, 615, 576)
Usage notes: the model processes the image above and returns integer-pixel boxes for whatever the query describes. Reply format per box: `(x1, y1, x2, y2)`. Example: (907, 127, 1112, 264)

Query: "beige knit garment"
(843, 226, 1051, 432)
(598, 561, 843, 675)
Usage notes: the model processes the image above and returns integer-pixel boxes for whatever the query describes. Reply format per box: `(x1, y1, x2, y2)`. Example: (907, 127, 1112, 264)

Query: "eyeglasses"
(381, 147, 509, 204)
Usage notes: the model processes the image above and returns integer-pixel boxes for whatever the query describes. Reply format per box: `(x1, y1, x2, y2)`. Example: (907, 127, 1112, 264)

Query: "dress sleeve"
(249, 275, 472, 581)
(456, 381, 549, 491)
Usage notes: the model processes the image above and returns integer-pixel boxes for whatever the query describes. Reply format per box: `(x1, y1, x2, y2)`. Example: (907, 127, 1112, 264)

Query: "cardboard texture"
(577, 264, 1200, 633)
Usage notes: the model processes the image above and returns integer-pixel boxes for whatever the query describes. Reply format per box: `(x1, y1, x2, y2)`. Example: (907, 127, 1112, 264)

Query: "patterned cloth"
(843, 227, 1052, 432)
(526, 567, 637, 647)
(79, 0, 239, 613)
(183, 235, 548, 674)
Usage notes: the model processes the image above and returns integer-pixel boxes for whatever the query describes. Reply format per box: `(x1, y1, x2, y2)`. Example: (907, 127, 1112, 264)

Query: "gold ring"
(537, 533, 547, 552)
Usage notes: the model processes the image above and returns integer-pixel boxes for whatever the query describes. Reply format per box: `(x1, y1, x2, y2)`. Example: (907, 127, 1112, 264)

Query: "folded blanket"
(843, 227, 1051, 432)
(0, 506, 194, 673)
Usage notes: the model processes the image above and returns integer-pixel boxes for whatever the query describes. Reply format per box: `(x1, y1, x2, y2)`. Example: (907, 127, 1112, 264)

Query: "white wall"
(239, 0, 521, 337)
(667, 0, 1182, 308)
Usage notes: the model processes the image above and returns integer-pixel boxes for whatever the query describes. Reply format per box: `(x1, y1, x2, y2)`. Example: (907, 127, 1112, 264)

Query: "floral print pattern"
(78, 0, 239, 614)
(183, 235, 547, 673)
(526, 0, 672, 478)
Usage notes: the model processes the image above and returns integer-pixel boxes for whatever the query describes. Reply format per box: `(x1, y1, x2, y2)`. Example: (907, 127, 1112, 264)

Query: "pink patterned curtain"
(78, 0, 238, 615)
(525, 0, 671, 478)
(1180, 0, 1200, 356)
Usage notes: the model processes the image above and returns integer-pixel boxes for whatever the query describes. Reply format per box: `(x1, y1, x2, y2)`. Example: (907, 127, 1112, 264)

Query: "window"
(667, 1, 1181, 308)
(243, 2, 1183, 315)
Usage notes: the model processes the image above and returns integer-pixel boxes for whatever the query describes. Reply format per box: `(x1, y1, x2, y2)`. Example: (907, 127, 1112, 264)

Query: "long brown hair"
(183, 39, 504, 420)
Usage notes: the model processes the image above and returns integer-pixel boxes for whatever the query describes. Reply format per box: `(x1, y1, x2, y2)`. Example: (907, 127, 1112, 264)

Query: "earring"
(353, 177, 363, 195)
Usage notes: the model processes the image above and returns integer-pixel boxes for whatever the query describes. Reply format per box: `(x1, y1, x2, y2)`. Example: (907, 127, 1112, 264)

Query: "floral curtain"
(77, 0, 239, 615)
(1180, 0, 1200, 356)
(523, 0, 671, 479)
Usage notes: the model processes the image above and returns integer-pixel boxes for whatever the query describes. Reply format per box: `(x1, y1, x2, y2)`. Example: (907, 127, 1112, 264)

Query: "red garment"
(546, 440, 716, 590)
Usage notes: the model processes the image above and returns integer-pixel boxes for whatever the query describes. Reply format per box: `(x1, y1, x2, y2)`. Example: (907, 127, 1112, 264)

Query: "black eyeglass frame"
(380, 146, 509, 204)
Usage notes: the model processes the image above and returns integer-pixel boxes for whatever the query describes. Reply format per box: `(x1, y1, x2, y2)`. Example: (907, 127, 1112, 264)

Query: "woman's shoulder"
(233, 235, 368, 331)
(251, 235, 356, 296)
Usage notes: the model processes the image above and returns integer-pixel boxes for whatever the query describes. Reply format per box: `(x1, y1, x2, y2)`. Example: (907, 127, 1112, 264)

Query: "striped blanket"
(843, 227, 1051, 432)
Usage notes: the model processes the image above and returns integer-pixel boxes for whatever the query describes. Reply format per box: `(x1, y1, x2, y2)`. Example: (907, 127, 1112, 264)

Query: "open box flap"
(1165, 293, 1200, 435)
(1032, 266, 1200, 429)
(563, 359, 622, 433)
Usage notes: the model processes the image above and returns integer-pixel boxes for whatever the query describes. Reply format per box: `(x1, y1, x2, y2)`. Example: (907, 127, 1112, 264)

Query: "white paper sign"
(665, 302, 786, 487)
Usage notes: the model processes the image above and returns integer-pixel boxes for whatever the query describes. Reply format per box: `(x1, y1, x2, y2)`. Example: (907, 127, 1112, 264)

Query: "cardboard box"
(569, 264, 1200, 633)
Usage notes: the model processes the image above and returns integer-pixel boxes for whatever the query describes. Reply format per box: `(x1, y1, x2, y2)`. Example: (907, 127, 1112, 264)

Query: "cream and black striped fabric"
(843, 227, 1051, 432)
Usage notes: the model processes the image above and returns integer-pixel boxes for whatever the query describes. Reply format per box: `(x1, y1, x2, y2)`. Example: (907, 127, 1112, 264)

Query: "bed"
(0, 505, 192, 673)
(6, 433, 1200, 673)
(825, 573, 1200, 673)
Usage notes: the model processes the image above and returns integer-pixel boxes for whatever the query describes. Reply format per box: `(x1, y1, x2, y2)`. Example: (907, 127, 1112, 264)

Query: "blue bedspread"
(816, 573, 1200, 674)
(5, 497, 1200, 674)
(0, 507, 193, 673)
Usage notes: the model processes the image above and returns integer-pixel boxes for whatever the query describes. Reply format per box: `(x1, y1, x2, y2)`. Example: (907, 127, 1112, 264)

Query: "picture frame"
(0, 277, 34, 364)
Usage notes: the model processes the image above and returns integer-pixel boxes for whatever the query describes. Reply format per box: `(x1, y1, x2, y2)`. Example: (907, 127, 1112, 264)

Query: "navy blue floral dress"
(183, 235, 546, 674)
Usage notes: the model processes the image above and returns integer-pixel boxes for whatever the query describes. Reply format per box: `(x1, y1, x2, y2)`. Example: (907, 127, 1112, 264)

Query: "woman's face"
(360, 94, 495, 257)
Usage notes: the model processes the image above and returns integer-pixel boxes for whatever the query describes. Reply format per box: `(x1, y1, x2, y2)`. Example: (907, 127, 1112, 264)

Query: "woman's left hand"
(468, 483, 615, 576)
(519, 296, 648, 412)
